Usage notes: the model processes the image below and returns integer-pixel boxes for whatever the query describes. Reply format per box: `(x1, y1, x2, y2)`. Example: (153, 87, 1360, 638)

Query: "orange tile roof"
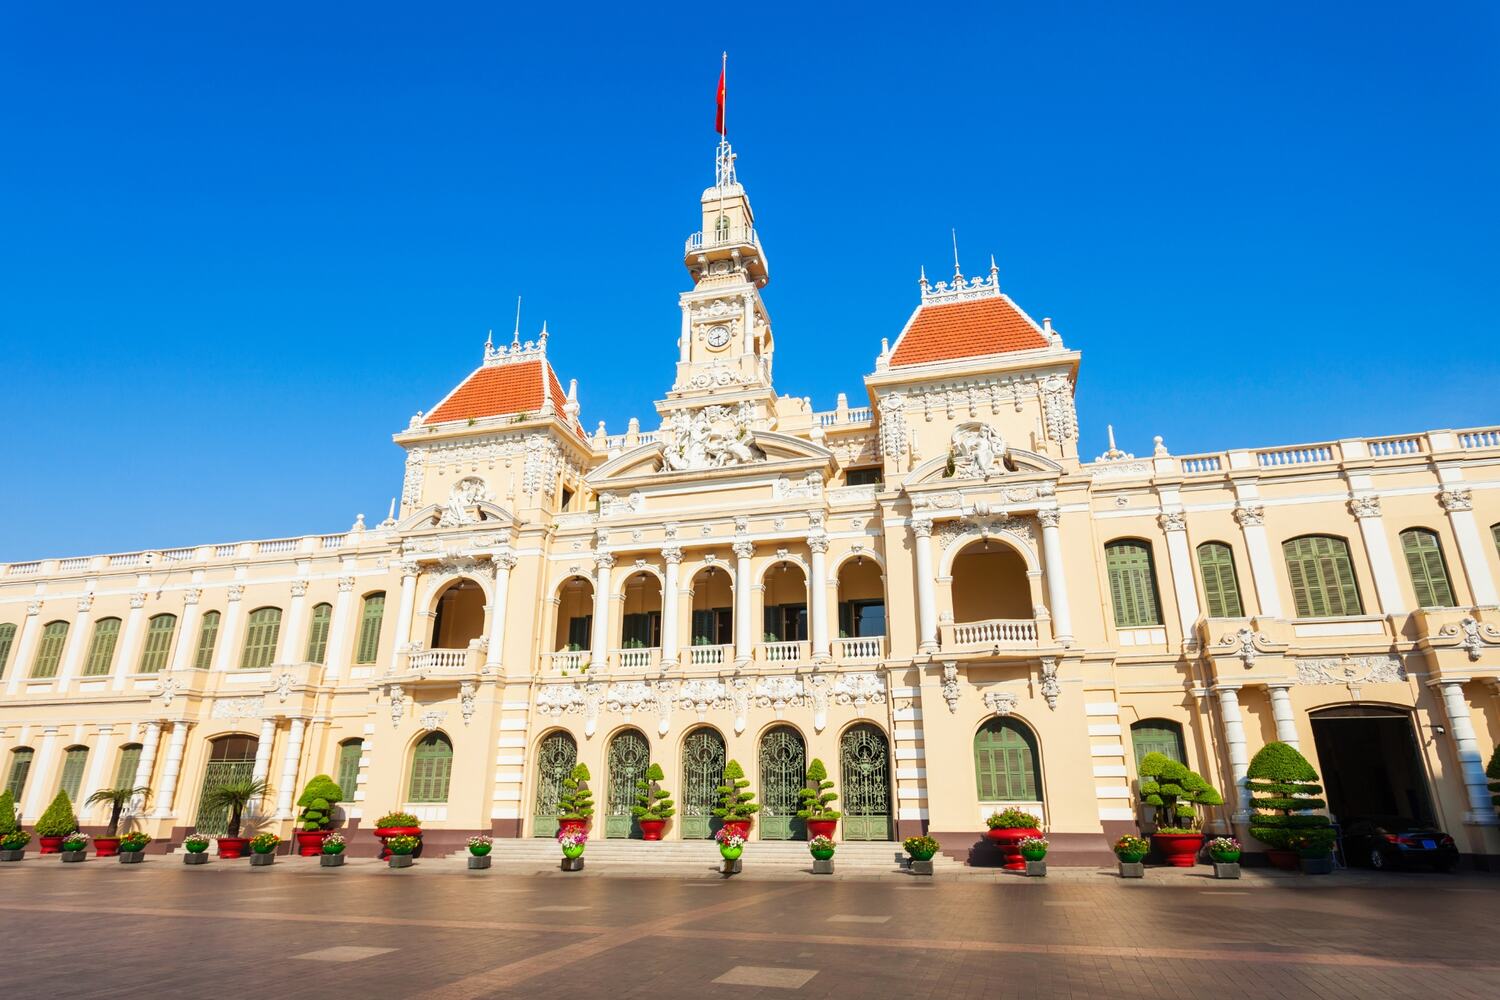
(888, 296, 1048, 367)
(424, 360, 561, 426)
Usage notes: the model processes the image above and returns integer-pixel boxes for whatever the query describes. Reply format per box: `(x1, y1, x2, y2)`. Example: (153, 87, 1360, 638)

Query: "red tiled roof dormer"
(888, 295, 1048, 367)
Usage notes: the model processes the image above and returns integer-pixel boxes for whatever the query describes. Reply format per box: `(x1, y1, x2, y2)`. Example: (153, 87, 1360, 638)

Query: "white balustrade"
(1367, 436, 1424, 458)
(688, 644, 730, 667)
(834, 636, 886, 660)
(1256, 444, 1335, 467)
(948, 619, 1038, 647)
(812, 407, 874, 428)
(615, 647, 660, 670)
(406, 648, 473, 672)
(547, 650, 592, 673)
(108, 553, 142, 567)
(1179, 454, 1224, 474)
(319, 534, 347, 550)
(214, 544, 239, 558)
(1459, 428, 1500, 450)
(57, 557, 90, 571)
(258, 538, 298, 554)
(684, 227, 759, 254)
(758, 640, 809, 663)
(7, 562, 41, 576)
(161, 547, 195, 562)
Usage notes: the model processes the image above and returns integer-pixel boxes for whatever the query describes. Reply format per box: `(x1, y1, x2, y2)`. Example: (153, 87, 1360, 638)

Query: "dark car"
(1340, 816, 1459, 872)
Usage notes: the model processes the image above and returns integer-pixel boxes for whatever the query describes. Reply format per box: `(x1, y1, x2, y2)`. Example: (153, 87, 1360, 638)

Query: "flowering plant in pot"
(201, 778, 269, 858)
(386, 834, 419, 855)
(183, 833, 211, 854)
(117, 832, 151, 863)
(320, 831, 347, 867)
(1138, 752, 1222, 867)
(293, 774, 344, 856)
(0, 829, 32, 861)
(796, 759, 841, 840)
(557, 764, 594, 837)
(249, 832, 280, 865)
(558, 829, 587, 870)
(61, 832, 90, 861)
(714, 827, 745, 860)
(1114, 834, 1149, 863)
(1206, 836, 1241, 864)
(372, 811, 422, 859)
(903, 835, 939, 861)
(35, 790, 81, 854)
(468, 835, 493, 857)
(712, 759, 760, 838)
(808, 835, 836, 860)
(1245, 741, 1332, 870)
(1018, 837, 1048, 861)
(985, 808, 1043, 870)
(631, 763, 675, 841)
(85, 784, 151, 858)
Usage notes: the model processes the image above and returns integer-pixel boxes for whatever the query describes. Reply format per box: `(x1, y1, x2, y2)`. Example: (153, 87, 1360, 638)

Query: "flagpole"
(721, 51, 727, 145)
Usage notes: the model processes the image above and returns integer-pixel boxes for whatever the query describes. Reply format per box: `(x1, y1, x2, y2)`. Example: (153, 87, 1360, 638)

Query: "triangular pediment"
(585, 430, 833, 488)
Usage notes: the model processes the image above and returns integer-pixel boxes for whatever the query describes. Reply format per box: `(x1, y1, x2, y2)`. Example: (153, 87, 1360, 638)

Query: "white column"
(212, 585, 247, 672)
(110, 590, 149, 691)
(167, 589, 203, 673)
(661, 547, 683, 666)
(80, 725, 116, 813)
(277, 579, 310, 664)
(55, 594, 95, 694)
(591, 553, 615, 668)
(275, 717, 307, 819)
(23, 726, 60, 819)
(1438, 681, 1498, 825)
(1266, 684, 1300, 748)
(1214, 686, 1250, 820)
(1037, 510, 1074, 645)
(152, 722, 192, 818)
(809, 535, 830, 660)
(912, 519, 938, 653)
(251, 718, 276, 784)
(733, 541, 754, 664)
(1158, 512, 1202, 642)
(131, 721, 162, 808)
(4, 603, 42, 694)
(486, 553, 517, 671)
(388, 562, 420, 674)
(1350, 496, 1406, 614)
(1440, 488, 1500, 606)
(1234, 505, 1284, 618)
(324, 576, 357, 679)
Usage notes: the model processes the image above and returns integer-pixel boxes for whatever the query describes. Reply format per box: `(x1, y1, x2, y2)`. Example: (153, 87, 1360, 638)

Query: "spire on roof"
(951, 228, 962, 280)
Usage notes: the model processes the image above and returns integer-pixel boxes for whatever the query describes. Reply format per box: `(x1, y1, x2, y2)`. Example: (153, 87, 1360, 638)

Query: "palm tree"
(201, 778, 270, 838)
(86, 785, 152, 837)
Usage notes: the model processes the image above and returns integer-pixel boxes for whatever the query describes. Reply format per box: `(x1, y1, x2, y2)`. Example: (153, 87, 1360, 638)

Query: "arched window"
(1400, 528, 1455, 608)
(1282, 535, 1363, 618)
(973, 718, 1041, 802)
(138, 614, 177, 673)
(1196, 542, 1244, 619)
(305, 603, 333, 664)
(57, 745, 89, 801)
(113, 743, 143, 790)
(336, 738, 363, 799)
(0, 623, 16, 679)
(1131, 719, 1185, 767)
(6, 747, 34, 799)
(1104, 540, 1163, 628)
(408, 732, 453, 803)
(79, 617, 121, 676)
(355, 593, 385, 664)
(31, 620, 70, 679)
(192, 610, 221, 670)
(240, 607, 282, 669)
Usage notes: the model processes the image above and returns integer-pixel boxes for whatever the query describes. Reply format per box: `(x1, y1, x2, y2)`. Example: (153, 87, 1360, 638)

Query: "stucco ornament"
(878, 392, 909, 463)
(677, 679, 730, 720)
(1039, 374, 1078, 441)
(940, 662, 961, 714)
(654, 679, 675, 736)
(605, 681, 655, 722)
(1295, 654, 1406, 686)
(1218, 627, 1267, 669)
(537, 683, 584, 718)
(948, 422, 1008, 478)
(660, 403, 763, 471)
(983, 689, 1019, 717)
(418, 710, 445, 732)
(272, 670, 296, 703)
(1038, 658, 1060, 711)
(1438, 616, 1500, 662)
(211, 696, 265, 721)
(439, 476, 492, 526)
(153, 673, 182, 707)
(808, 673, 830, 732)
(521, 434, 560, 499)
(730, 677, 751, 734)
(754, 676, 807, 713)
(388, 684, 405, 728)
(459, 680, 476, 725)
(833, 672, 886, 710)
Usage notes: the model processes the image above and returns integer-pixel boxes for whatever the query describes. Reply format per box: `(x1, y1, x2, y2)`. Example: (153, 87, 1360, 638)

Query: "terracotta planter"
(94, 837, 121, 858)
(557, 818, 589, 838)
(1152, 832, 1204, 868)
(217, 837, 250, 859)
(720, 819, 752, 840)
(38, 835, 66, 855)
(805, 818, 838, 840)
(1265, 849, 1300, 871)
(373, 826, 422, 860)
(638, 819, 667, 841)
(295, 831, 330, 857)
(986, 826, 1041, 871)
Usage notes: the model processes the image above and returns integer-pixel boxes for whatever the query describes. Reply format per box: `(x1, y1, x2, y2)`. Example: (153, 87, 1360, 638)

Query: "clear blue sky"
(2, 3, 1496, 561)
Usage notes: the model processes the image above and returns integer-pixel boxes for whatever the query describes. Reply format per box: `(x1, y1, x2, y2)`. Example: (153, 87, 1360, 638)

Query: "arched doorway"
(553, 577, 595, 653)
(689, 567, 733, 662)
(681, 727, 726, 839)
(839, 723, 892, 840)
(193, 735, 259, 835)
(431, 579, 486, 649)
(762, 561, 808, 647)
(605, 728, 650, 838)
(619, 572, 663, 660)
(973, 717, 1042, 807)
(531, 731, 578, 837)
(1310, 706, 1435, 826)
(837, 556, 886, 655)
(951, 539, 1033, 622)
(758, 725, 807, 840)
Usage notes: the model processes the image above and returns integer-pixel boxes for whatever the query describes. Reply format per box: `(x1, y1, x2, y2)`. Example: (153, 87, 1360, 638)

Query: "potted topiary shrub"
(201, 778, 269, 859)
(117, 832, 151, 864)
(386, 834, 419, 868)
(1114, 834, 1149, 878)
(713, 759, 760, 839)
(294, 774, 344, 857)
(85, 784, 151, 858)
(808, 834, 836, 875)
(903, 835, 939, 876)
(797, 758, 841, 840)
(558, 829, 587, 871)
(0, 790, 25, 861)
(372, 811, 422, 859)
(985, 808, 1043, 870)
(467, 834, 492, 870)
(1137, 751, 1222, 867)
(249, 832, 280, 866)
(715, 826, 745, 874)
(35, 790, 80, 854)
(182, 832, 211, 864)
(60, 832, 90, 862)
(1245, 741, 1334, 873)
(631, 763, 675, 841)
(1018, 836, 1048, 877)
(557, 764, 594, 837)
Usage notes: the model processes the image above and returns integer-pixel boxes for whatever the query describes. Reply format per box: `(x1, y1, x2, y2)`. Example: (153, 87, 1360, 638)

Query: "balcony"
(613, 647, 662, 671)
(757, 640, 810, 664)
(687, 644, 731, 667)
(834, 636, 886, 661)
(405, 648, 481, 674)
(545, 650, 592, 675)
(941, 618, 1041, 653)
(684, 226, 760, 255)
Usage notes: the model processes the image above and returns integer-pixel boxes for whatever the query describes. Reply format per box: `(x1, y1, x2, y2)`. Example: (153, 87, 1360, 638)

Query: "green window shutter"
(1282, 536, 1364, 618)
(1400, 529, 1455, 608)
(407, 733, 453, 803)
(80, 618, 121, 676)
(337, 740, 363, 798)
(193, 611, 221, 670)
(0, 623, 15, 679)
(1105, 541, 1163, 628)
(355, 594, 385, 664)
(305, 603, 333, 664)
(972, 720, 1041, 802)
(137, 614, 177, 673)
(1131, 722, 1185, 767)
(113, 745, 142, 789)
(240, 608, 282, 669)
(5, 748, 33, 800)
(57, 747, 88, 801)
(31, 621, 71, 678)
(1196, 542, 1244, 619)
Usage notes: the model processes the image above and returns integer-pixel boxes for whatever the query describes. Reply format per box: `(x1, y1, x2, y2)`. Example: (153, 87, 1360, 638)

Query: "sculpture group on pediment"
(948, 422, 1012, 479)
(660, 403, 764, 472)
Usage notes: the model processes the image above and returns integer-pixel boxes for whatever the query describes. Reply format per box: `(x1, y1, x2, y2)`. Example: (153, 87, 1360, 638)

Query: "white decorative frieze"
(1039, 374, 1078, 442)
(1437, 488, 1473, 513)
(1294, 655, 1406, 686)
(598, 491, 645, 516)
(677, 679, 730, 719)
(773, 472, 823, 500)
(832, 672, 885, 710)
(878, 392, 908, 463)
(211, 697, 265, 721)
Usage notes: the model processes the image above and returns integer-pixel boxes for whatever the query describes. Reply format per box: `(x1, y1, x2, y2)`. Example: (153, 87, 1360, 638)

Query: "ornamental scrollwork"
(940, 662, 960, 714)
(983, 689, 1019, 717)
(1437, 488, 1473, 513)
(1039, 658, 1060, 711)
(1233, 505, 1265, 528)
(1347, 495, 1382, 519)
(832, 672, 886, 710)
(1437, 616, 1500, 662)
(1294, 655, 1406, 686)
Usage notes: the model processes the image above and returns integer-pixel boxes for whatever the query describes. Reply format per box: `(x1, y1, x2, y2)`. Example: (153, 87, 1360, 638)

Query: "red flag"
(715, 63, 726, 136)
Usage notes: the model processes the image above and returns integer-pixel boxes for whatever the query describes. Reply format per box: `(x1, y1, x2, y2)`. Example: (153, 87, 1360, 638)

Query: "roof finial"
(989, 253, 998, 281)
(951, 228, 962, 279)
(511, 295, 522, 348)
(539, 320, 549, 348)
(485, 328, 493, 350)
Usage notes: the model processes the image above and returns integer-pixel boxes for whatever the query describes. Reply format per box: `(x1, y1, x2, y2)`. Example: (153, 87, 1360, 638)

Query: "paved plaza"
(1, 856, 1496, 999)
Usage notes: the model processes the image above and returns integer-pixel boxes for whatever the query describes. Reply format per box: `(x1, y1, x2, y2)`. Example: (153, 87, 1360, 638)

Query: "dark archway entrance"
(1310, 706, 1435, 826)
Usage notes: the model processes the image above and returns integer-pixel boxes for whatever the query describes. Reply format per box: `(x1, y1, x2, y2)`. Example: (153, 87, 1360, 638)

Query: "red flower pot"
(295, 831, 330, 857)
(986, 827, 1041, 870)
(374, 826, 423, 859)
(1265, 849, 1300, 871)
(1151, 832, 1204, 868)
(638, 819, 667, 841)
(557, 818, 589, 838)
(720, 819, 752, 840)
(806, 819, 838, 840)
(216, 837, 250, 859)
(94, 837, 121, 858)
(38, 836, 66, 855)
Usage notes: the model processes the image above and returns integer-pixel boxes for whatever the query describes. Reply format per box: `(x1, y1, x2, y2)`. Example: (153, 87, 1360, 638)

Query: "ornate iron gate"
(532, 731, 577, 837)
(192, 736, 259, 836)
(680, 727, 725, 839)
(839, 723, 892, 840)
(605, 729, 650, 838)
(758, 726, 807, 841)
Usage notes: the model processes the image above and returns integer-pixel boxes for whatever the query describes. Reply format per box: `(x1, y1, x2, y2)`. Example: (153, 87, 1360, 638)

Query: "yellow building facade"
(3, 138, 1499, 863)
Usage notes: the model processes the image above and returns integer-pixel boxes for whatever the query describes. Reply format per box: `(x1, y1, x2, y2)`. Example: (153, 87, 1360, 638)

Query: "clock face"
(706, 325, 731, 350)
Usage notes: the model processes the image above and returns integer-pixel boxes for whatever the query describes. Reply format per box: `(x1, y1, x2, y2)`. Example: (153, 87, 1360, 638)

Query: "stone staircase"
(447, 838, 965, 874)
